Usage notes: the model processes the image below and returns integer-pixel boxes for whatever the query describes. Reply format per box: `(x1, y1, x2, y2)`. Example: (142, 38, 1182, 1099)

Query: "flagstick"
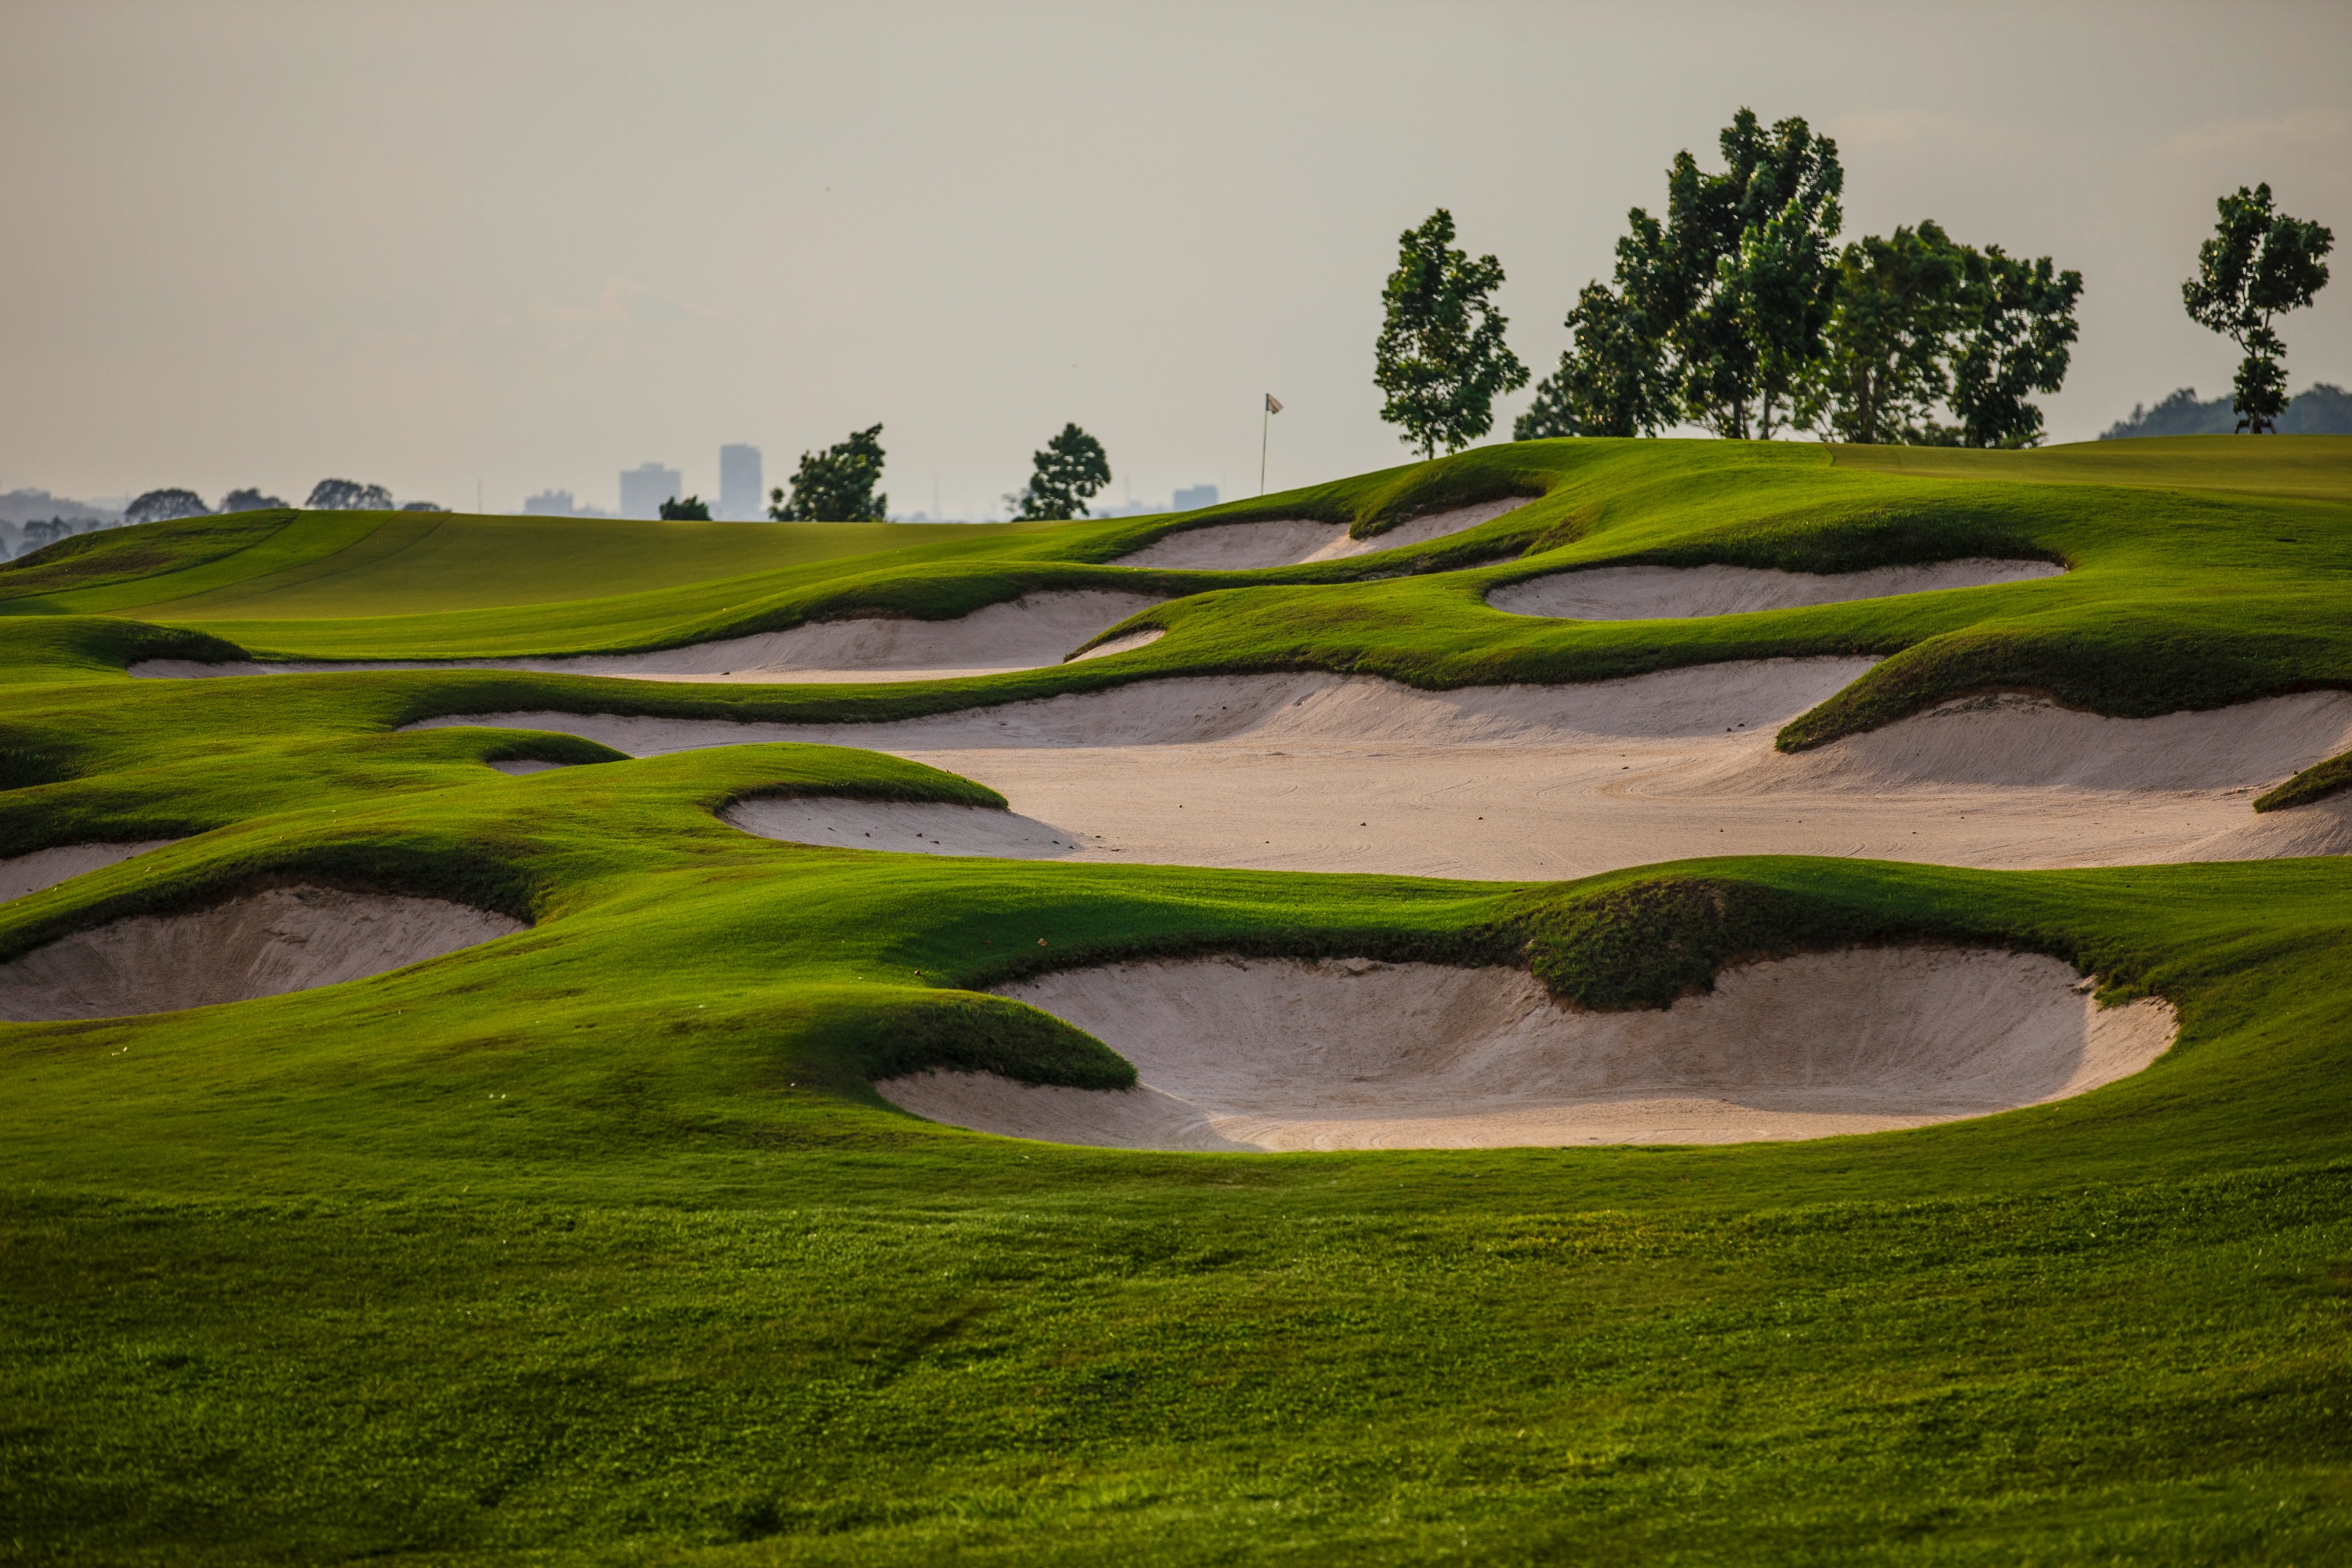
(1261, 401, 1269, 496)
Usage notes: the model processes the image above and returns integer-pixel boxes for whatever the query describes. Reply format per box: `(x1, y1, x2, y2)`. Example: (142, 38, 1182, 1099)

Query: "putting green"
(1, 435, 2347, 1565)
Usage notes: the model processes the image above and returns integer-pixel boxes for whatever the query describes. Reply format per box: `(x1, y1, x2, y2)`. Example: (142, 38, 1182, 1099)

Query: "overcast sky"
(4, 1, 2347, 516)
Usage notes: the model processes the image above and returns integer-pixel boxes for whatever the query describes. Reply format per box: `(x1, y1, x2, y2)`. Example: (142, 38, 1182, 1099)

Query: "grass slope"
(1, 437, 2346, 1563)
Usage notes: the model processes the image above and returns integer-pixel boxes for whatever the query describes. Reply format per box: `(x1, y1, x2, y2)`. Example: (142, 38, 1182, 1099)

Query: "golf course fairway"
(2, 435, 2347, 1564)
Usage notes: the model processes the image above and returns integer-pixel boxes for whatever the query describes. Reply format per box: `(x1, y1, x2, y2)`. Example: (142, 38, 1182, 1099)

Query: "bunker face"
(0, 886, 526, 1022)
(1488, 558, 2063, 621)
(129, 590, 1163, 684)
(416, 660, 2352, 877)
(0, 841, 180, 906)
(880, 949, 2177, 1150)
(1118, 499, 1531, 571)
(723, 798, 1087, 858)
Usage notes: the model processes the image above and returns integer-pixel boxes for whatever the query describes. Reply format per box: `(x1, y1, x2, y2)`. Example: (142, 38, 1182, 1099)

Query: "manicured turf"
(0, 437, 2346, 1563)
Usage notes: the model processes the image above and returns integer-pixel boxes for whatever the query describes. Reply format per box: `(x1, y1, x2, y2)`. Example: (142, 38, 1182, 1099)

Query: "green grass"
(1, 436, 2347, 1563)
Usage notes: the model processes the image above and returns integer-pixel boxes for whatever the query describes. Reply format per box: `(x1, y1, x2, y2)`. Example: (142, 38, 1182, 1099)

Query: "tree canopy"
(1525, 108, 2081, 450)
(2183, 183, 2334, 434)
(1374, 209, 1527, 459)
(769, 426, 887, 521)
(659, 495, 713, 521)
(1009, 424, 1112, 521)
(219, 488, 287, 514)
(125, 489, 210, 525)
(305, 479, 394, 510)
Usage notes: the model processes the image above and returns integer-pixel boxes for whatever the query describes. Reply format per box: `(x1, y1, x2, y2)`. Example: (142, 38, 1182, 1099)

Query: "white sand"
(426, 660, 2352, 878)
(0, 841, 181, 906)
(878, 948, 2178, 1149)
(1488, 558, 2064, 620)
(128, 590, 1164, 685)
(723, 798, 1087, 858)
(0, 885, 526, 1022)
(1116, 499, 1533, 570)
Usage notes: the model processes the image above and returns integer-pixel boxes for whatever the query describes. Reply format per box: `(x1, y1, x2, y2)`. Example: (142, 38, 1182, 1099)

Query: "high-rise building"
(1172, 483, 1218, 512)
(719, 444, 764, 521)
(619, 462, 683, 520)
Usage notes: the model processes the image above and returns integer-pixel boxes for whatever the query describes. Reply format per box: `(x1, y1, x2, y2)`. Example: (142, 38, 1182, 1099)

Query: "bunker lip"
(877, 948, 2178, 1151)
(0, 840, 184, 906)
(125, 589, 1163, 684)
(722, 797, 1088, 858)
(0, 884, 527, 1022)
(1116, 498, 1533, 571)
(1487, 557, 2064, 621)
(402, 663, 2352, 877)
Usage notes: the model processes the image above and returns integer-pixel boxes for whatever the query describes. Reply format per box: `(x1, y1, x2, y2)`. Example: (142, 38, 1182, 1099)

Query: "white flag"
(1265, 394, 1283, 414)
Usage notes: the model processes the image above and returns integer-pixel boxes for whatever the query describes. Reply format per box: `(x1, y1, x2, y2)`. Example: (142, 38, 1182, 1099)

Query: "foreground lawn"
(1, 437, 2347, 1563)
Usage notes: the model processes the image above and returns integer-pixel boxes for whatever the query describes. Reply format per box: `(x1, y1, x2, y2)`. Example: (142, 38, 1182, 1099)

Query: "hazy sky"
(4, 2, 2347, 516)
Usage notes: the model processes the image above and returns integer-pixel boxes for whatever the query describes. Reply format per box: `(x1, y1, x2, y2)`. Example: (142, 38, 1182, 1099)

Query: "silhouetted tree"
(769, 426, 887, 521)
(306, 478, 394, 510)
(219, 488, 288, 514)
(1374, 209, 1527, 458)
(1008, 424, 1112, 521)
(125, 489, 211, 524)
(659, 495, 713, 520)
(2183, 183, 2334, 434)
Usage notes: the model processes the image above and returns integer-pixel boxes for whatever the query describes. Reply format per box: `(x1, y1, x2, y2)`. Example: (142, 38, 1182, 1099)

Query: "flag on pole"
(1265, 394, 1283, 414)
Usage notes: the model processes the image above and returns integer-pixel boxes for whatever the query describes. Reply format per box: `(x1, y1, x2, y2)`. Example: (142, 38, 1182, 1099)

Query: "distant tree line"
(2102, 383, 2351, 440)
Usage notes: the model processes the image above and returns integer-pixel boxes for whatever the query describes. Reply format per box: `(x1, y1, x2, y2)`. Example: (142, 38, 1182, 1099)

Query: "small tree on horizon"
(1374, 209, 1527, 459)
(2183, 183, 2334, 434)
(659, 495, 713, 520)
(1008, 424, 1112, 521)
(306, 478, 394, 510)
(125, 488, 211, 525)
(219, 488, 288, 514)
(769, 425, 887, 521)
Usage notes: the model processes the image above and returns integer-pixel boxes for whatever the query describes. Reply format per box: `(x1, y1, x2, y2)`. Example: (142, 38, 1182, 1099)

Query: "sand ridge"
(0, 841, 182, 906)
(1116, 498, 1534, 571)
(1487, 557, 2064, 620)
(129, 590, 1165, 685)
(425, 659, 2352, 878)
(878, 947, 2179, 1149)
(0, 885, 527, 1022)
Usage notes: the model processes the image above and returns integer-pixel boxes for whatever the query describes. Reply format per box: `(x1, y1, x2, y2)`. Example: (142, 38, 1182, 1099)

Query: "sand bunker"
(724, 798, 1087, 858)
(1711, 690, 2352, 795)
(412, 662, 2352, 878)
(880, 948, 2176, 1150)
(0, 885, 525, 1022)
(128, 590, 1163, 685)
(0, 841, 180, 906)
(1488, 558, 2063, 620)
(1118, 498, 1532, 570)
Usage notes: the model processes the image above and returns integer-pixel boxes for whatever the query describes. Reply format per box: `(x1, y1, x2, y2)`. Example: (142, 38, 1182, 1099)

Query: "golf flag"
(1265, 394, 1283, 414)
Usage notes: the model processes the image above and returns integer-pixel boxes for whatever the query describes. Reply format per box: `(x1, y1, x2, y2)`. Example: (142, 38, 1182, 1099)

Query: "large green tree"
(2182, 183, 2334, 434)
(769, 425, 887, 521)
(1515, 279, 1674, 439)
(1947, 247, 2084, 448)
(1802, 221, 1969, 445)
(1374, 209, 1527, 459)
(1617, 108, 1844, 439)
(1008, 423, 1112, 521)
